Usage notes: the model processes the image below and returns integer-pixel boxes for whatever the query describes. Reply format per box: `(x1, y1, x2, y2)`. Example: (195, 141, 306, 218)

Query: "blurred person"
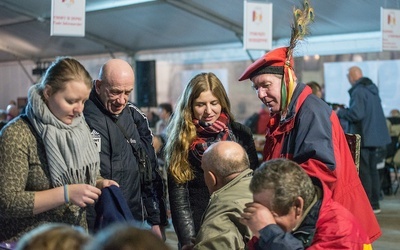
(382, 109, 400, 193)
(164, 72, 259, 248)
(83, 59, 167, 238)
(306, 81, 322, 99)
(188, 141, 253, 250)
(244, 104, 270, 135)
(0, 57, 117, 243)
(15, 223, 90, 250)
(240, 159, 372, 250)
(238, 0, 380, 242)
(0, 109, 7, 130)
(336, 66, 391, 213)
(6, 103, 19, 122)
(244, 104, 270, 164)
(145, 109, 160, 129)
(154, 102, 173, 216)
(155, 102, 173, 135)
(387, 109, 400, 138)
(85, 223, 170, 250)
(389, 108, 400, 117)
(386, 108, 400, 143)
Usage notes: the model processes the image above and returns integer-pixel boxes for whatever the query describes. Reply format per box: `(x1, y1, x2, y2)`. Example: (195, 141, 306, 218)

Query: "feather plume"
(280, 0, 314, 114)
(287, 0, 314, 60)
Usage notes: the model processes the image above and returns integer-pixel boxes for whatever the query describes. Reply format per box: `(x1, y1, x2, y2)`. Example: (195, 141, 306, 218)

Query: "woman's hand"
(68, 184, 102, 208)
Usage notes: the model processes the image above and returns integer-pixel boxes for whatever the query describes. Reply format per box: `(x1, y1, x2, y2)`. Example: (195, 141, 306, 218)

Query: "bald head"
(202, 141, 250, 193)
(99, 59, 135, 83)
(6, 104, 19, 121)
(95, 59, 135, 115)
(347, 66, 363, 85)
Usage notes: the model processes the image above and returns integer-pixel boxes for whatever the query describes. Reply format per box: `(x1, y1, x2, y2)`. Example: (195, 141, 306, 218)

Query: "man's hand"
(240, 202, 276, 237)
(96, 179, 119, 189)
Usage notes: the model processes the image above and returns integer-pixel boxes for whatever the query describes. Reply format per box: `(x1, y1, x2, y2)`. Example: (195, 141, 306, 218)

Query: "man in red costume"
(238, 46, 381, 242)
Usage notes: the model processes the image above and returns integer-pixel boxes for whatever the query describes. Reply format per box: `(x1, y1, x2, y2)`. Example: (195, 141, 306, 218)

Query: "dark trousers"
(379, 164, 393, 195)
(359, 147, 381, 210)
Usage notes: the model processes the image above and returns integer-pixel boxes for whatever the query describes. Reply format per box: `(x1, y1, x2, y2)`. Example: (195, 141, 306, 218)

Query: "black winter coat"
(83, 88, 167, 226)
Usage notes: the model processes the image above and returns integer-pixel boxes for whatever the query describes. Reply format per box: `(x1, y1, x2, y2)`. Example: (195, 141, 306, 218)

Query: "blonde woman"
(0, 57, 117, 243)
(164, 72, 258, 248)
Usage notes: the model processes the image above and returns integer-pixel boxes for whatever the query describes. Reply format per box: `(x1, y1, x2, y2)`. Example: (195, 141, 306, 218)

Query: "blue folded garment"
(94, 185, 140, 231)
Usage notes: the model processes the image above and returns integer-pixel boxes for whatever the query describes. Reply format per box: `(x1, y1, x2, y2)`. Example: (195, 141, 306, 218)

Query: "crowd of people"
(0, 1, 394, 250)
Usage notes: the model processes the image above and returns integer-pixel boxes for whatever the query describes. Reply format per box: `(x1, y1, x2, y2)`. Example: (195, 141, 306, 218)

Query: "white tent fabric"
(0, 0, 397, 63)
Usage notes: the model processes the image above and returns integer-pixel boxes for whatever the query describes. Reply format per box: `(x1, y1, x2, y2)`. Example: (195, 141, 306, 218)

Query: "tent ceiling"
(0, 0, 396, 63)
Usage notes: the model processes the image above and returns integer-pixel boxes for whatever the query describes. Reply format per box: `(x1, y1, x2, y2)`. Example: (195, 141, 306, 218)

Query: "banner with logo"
(243, 2, 273, 51)
(382, 7, 400, 51)
(51, 0, 86, 36)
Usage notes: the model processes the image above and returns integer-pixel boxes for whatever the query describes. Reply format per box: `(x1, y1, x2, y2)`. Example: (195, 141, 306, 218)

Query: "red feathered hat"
(238, 47, 296, 112)
(238, 47, 293, 81)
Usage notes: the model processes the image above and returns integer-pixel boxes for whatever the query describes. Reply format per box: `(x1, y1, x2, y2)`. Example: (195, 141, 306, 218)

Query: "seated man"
(186, 141, 253, 250)
(240, 159, 371, 250)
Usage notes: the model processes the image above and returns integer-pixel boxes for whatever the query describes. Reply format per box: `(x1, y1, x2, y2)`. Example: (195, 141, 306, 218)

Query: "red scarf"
(190, 112, 235, 165)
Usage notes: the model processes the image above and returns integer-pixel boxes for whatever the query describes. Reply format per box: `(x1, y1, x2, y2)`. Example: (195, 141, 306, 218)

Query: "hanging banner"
(51, 0, 86, 37)
(243, 2, 272, 51)
(382, 7, 400, 51)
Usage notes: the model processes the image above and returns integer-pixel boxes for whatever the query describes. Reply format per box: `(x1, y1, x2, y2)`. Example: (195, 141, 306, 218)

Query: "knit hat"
(238, 47, 296, 112)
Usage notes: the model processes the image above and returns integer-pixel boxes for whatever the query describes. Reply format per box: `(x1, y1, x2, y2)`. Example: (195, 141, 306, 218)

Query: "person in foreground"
(85, 223, 170, 250)
(238, 0, 380, 242)
(164, 72, 259, 248)
(240, 159, 372, 250)
(83, 59, 167, 237)
(0, 57, 117, 243)
(15, 223, 90, 250)
(183, 141, 253, 250)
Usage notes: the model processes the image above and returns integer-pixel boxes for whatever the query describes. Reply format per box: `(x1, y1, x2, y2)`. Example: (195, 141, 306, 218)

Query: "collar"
(212, 168, 253, 197)
(292, 186, 322, 232)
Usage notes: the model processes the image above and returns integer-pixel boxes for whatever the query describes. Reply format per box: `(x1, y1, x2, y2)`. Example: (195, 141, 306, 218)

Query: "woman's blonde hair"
(164, 72, 234, 184)
(37, 57, 92, 99)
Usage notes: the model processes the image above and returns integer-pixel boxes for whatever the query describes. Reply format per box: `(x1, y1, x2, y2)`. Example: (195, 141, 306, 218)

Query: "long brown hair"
(164, 72, 234, 184)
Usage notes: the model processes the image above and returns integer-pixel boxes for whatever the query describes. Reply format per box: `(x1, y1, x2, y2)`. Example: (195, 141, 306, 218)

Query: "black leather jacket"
(168, 121, 258, 246)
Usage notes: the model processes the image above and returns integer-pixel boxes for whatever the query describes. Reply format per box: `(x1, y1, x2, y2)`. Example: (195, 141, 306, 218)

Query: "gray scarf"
(25, 84, 99, 187)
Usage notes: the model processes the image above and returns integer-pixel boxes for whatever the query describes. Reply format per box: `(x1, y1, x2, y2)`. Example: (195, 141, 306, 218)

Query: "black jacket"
(83, 88, 167, 226)
(168, 121, 259, 246)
